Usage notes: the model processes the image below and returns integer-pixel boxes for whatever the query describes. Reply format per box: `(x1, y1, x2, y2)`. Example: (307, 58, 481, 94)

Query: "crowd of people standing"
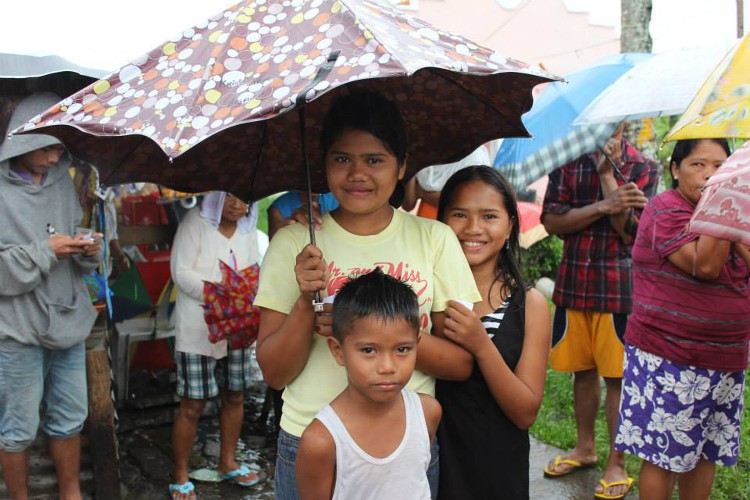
(0, 88, 748, 500)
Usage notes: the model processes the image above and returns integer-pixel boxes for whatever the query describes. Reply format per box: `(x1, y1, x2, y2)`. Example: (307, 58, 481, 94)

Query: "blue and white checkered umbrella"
(493, 53, 652, 192)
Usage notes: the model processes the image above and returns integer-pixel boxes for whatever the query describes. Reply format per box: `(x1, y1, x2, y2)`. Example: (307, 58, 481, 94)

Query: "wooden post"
(86, 314, 122, 499)
(738, 0, 745, 38)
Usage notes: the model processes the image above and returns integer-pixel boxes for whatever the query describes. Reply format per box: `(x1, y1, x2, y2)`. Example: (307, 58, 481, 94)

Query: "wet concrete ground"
(117, 368, 276, 499)
(118, 360, 632, 499)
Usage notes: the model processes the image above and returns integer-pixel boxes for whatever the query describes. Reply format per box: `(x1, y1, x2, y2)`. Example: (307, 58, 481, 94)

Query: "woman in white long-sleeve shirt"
(168, 192, 269, 499)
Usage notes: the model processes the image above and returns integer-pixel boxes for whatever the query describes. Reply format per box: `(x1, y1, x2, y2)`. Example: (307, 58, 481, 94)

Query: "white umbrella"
(573, 43, 733, 125)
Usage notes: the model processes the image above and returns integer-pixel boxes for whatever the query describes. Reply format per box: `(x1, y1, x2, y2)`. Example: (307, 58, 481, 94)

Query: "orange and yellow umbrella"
(665, 32, 750, 141)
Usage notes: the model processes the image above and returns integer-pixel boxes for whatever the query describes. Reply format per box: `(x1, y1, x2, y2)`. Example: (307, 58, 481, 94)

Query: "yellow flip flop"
(543, 455, 595, 478)
(593, 477, 635, 500)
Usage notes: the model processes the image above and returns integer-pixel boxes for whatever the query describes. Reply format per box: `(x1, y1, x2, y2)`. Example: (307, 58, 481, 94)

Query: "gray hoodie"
(0, 93, 99, 349)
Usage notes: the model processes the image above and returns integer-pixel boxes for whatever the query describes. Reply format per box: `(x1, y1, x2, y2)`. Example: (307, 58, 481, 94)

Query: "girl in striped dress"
(436, 166, 551, 499)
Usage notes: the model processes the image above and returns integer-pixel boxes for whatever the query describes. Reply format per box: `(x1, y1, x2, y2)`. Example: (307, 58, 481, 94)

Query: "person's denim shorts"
(275, 428, 440, 499)
(0, 340, 88, 453)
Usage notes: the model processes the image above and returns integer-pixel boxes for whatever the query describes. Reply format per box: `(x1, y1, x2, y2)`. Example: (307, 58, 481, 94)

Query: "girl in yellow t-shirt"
(254, 90, 480, 500)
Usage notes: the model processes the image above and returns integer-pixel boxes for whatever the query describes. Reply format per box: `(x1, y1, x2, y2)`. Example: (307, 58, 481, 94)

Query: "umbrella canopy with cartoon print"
(14, 0, 558, 201)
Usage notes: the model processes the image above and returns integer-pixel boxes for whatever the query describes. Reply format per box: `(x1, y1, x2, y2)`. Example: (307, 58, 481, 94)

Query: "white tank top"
(316, 389, 432, 500)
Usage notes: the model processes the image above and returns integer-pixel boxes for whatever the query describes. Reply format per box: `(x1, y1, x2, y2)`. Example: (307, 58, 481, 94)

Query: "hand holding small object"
(600, 182, 647, 215)
(49, 233, 100, 259)
(295, 244, 329, 302)
(314, 301, 334, 337)
(443, 299, 491, 355)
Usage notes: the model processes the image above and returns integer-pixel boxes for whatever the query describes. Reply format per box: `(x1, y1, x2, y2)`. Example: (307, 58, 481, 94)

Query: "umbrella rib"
(426, 68, 534, 137)
(340, 1, 409, 75)
(99, 135, 150, 187)
(247, 119, 268, 201)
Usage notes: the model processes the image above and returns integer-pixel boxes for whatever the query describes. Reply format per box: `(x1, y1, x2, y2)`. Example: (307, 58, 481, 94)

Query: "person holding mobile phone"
(0, 92, 103, 499)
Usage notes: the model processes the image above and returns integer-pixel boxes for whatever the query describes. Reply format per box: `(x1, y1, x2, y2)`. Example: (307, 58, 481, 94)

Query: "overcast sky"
(1, 0, 747, 71)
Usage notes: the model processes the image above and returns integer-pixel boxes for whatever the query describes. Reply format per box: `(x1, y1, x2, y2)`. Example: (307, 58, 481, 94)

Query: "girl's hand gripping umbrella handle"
(295, 49, 341, 312)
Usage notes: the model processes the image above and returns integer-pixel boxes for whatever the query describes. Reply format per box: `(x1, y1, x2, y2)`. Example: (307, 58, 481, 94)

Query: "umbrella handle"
(597, 146, 627, 184)
(296, 50, 341, 310)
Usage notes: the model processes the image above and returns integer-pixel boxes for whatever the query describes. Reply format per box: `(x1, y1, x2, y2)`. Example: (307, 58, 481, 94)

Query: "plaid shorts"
(175, 348, 254, 399)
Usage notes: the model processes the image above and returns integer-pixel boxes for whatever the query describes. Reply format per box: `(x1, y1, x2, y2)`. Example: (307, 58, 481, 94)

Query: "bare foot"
(544, 449, 598, 476)
(594, 465, 632, 499)
(218, 462, 259, 486)
(169, 481, 196, 500)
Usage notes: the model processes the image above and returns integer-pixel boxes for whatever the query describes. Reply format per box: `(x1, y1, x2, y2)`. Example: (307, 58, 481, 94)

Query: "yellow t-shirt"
(255, 209, 481, 437)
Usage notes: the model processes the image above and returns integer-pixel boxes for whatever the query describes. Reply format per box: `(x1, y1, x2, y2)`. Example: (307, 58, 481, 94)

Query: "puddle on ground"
(118, 348, 278, 499)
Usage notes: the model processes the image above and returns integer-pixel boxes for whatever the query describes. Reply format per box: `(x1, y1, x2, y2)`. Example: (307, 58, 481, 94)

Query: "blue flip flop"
(168, 481, 196, 499)
(220, 464, 260, 487)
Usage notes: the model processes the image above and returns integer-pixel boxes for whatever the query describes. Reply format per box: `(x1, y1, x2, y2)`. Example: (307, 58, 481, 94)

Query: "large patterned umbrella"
(13, 0, 557, 202)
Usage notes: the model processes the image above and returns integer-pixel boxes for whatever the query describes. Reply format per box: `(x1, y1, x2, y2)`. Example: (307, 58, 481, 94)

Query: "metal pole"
(294, 50, 340, 311)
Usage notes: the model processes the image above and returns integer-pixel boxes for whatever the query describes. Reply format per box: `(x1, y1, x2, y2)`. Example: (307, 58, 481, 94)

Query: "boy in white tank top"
(295, 269, 442, 499)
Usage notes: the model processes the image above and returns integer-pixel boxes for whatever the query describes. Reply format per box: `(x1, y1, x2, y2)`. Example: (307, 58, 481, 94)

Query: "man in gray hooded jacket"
(0, 93, 102, 500)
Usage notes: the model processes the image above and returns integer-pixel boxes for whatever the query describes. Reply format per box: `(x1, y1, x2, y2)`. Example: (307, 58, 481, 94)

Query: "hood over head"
(0, 92, 63, 163)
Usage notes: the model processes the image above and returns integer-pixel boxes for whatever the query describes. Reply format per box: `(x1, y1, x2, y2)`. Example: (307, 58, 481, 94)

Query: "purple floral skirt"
(615, 344, 745, 472)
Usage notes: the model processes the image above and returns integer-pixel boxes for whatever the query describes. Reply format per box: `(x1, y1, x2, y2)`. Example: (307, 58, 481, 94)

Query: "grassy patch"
(712, 380, 750, 500)
(531, 369, 750, 499)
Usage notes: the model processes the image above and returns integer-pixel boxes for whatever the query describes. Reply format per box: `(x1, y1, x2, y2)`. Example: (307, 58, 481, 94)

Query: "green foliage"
(521, 235, 563, 283)
(532, 365, 750, 499)
(532, 369, 643, 479)
(255, 192, 283, 235)
(652, 115, 677, 191)
(712, 380, 750, 500)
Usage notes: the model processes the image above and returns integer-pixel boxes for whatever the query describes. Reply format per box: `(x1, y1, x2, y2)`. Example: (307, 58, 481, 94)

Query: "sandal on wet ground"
(220, 464, 260, 487)
(593, 477, 634, 500)
(168, 480, 196, 499)
(543, 455, 596, 478)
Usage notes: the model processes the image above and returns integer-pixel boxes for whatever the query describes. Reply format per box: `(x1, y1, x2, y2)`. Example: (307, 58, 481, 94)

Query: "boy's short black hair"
(332, 268, 419, 342)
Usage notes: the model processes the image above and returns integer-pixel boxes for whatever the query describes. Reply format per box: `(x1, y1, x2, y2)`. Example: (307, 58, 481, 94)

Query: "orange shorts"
(549, 307, 627, 378)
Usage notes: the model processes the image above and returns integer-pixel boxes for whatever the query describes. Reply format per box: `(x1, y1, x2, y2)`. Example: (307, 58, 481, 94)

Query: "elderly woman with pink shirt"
(615, 138, 750, 500)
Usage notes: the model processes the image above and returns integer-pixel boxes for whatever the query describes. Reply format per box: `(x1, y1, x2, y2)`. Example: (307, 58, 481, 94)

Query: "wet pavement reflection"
(118, 354, 277, 499)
